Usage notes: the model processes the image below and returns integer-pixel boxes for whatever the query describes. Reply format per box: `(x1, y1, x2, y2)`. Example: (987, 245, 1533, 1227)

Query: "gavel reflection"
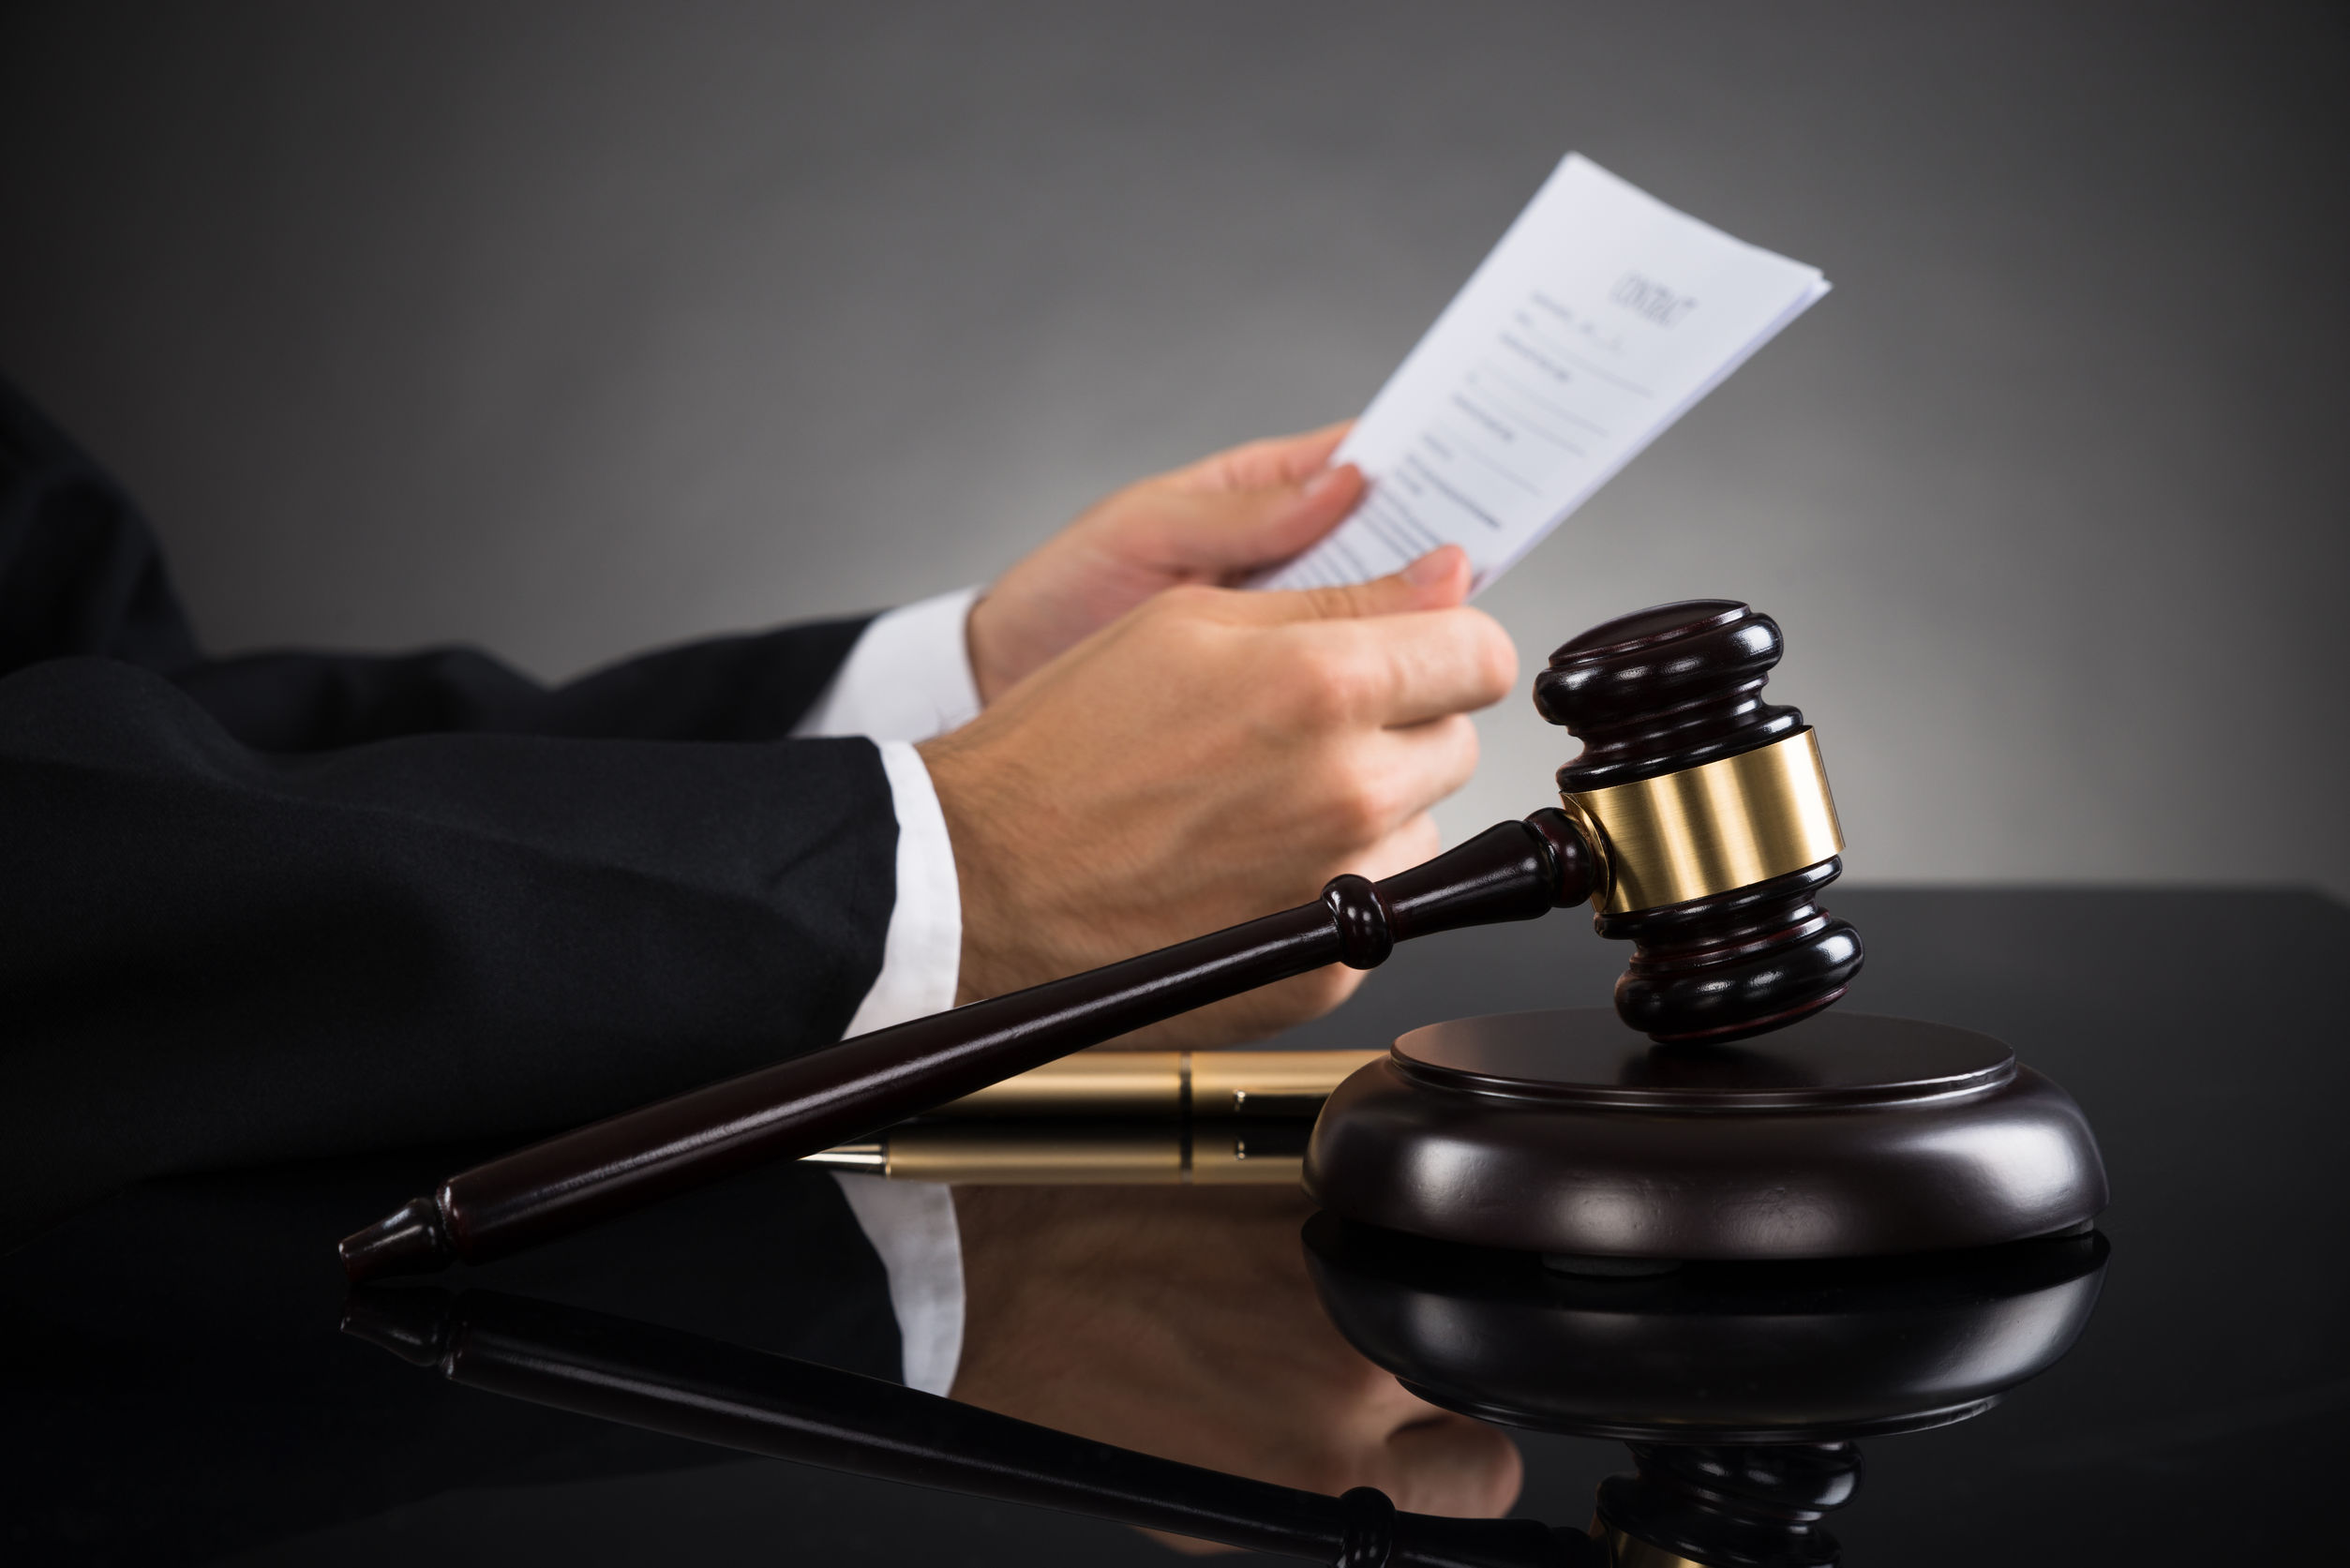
(345, 1280, 1576, 1568)
(345, 1204, 2106, 1568)
(345, 601, 1859, 1279)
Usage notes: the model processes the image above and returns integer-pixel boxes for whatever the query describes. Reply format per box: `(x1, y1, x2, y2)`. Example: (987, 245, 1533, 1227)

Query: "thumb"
(1129, 463, 1369, 575)
(1245, 545, 1474, 623)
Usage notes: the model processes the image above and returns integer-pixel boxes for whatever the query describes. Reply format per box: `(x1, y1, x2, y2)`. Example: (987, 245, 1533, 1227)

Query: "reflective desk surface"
(5, 889, 2344, 1565)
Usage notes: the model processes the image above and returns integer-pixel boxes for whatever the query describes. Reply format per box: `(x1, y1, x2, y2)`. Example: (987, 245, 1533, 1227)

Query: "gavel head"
(1535, 600, 1863, 1044)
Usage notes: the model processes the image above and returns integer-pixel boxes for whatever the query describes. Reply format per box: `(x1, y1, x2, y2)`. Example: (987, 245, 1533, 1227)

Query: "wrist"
(916, 731, 1027, 1004)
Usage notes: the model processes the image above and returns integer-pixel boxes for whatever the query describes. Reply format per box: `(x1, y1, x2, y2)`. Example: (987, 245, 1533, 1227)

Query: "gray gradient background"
(2, 2, 2343, 892)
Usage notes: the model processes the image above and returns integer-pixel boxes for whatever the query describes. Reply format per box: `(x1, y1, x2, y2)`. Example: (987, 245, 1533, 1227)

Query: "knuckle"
(1136, 590, 1225, 660)
(1304, 583, 1374, 622)
(1298, 586, 1347, 621)
(1279, 641, 1365, 729)
(1328, 775, 1393, 843)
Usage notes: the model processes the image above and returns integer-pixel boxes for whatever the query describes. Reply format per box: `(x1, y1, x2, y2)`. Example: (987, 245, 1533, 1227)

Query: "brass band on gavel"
(1559, 727, 1845, 915)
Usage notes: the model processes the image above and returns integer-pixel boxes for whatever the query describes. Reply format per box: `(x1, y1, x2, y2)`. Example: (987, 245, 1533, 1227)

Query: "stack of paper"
(1252, 154, 1829, 595)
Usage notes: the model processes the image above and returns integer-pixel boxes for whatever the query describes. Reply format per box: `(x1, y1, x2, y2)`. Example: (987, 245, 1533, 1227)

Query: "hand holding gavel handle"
(341, 811, 1596, 1279)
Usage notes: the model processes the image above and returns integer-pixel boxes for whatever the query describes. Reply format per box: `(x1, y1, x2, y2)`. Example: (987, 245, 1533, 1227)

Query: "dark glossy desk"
(4, 889, 2343, 1564)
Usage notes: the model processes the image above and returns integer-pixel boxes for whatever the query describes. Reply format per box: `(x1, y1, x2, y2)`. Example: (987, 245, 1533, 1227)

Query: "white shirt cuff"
(841, 740, 962, 1038)
(791, 595, 981, 1396)
(831, 747, 967, 1400)
(790, 585, 983, 744)
(826, 742, 968, 1393)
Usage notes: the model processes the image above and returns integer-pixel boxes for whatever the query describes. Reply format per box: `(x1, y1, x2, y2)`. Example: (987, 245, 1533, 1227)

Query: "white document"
(1252, 154, 1829, 594)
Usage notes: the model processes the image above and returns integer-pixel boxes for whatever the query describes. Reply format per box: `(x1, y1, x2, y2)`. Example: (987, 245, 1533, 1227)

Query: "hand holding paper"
(1252, 154, 1829, 595)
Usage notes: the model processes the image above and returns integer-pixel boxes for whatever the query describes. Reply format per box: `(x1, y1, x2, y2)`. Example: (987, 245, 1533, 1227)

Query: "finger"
(1352, 718, 1483, 830)
(1349, 813, 1444, 882)
(1373, 1415, 1525, 1519)
(1248, 600, 1510, 733)
(1179, 422, 1354, 492)
(1235, 545, 1473, 625)
(1123, 463, 1367, 576)
(1356, 605, 1517, 726)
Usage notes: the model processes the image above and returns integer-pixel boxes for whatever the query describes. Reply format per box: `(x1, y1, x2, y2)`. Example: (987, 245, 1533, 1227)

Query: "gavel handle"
(340, 810, 1595, 1279)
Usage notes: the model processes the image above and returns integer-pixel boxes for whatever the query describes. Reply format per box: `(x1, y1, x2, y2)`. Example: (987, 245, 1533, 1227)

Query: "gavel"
(342, 599, 1865, 1279)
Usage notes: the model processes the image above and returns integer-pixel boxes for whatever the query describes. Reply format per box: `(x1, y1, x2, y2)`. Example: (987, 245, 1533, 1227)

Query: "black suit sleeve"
(0, 376, 911, 1247)
(173, 620, 875, 751)
(0, 375, 202, 676)
(0, 370, 877, 747)
(0, 657, 899, 1247)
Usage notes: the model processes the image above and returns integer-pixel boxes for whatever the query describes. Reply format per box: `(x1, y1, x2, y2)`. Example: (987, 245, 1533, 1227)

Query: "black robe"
(0, 375, 906, 1247)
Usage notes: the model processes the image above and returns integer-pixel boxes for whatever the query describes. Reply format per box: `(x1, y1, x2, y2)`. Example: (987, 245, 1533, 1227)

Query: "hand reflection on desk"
(949, 1185, 1523, 1545)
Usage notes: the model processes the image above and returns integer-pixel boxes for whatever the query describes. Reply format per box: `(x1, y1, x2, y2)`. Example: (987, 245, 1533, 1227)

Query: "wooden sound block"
(1305, 1008, 2106, 1261)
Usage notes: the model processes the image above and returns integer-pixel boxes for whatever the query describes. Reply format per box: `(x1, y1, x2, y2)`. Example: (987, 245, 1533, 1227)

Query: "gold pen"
(923, 1048, 1381, 1120)
(801, 1050, 1376, 1183)
(803, 1119, 1313, 1186)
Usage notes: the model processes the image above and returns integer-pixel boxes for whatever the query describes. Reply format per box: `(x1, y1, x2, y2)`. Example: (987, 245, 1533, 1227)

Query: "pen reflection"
(809, 1119, 1315, 1184)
